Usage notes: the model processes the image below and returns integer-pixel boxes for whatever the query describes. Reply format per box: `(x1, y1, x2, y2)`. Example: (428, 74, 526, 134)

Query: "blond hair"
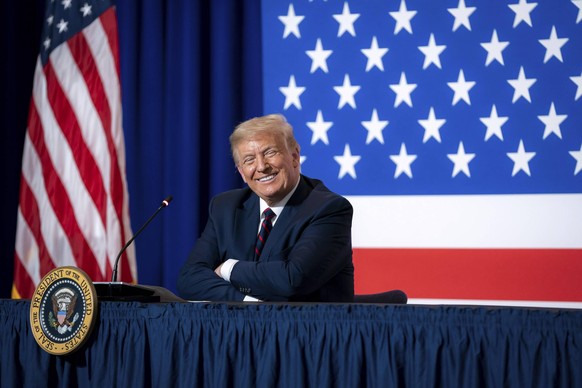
(230, 114, 299, 165)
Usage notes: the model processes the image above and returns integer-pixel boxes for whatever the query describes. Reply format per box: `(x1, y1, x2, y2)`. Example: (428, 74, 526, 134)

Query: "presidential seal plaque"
(29, 266, 98, 355)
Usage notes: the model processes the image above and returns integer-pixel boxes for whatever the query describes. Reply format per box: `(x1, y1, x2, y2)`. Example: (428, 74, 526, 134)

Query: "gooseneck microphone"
(111, 195, 173, 282)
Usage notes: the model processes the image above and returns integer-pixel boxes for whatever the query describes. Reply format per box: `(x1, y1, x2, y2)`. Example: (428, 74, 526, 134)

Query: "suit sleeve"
(176, 198, 246, 301)
(229, 195, 353, 301)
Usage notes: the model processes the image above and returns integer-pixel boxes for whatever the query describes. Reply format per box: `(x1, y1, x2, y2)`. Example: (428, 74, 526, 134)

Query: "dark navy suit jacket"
(177, 175, 354, 302)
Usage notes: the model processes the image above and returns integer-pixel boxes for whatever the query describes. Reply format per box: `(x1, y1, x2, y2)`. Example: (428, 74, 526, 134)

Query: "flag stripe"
(13, 0, 134, 298)
(17, 173, 54, 280)
(15, 183, 45, 285)
(354, 247, 582, 301)
(28, 91, 102, 274)
(64, 34, 110, 225)
(97, 8, 122, 79)
(12, 252, 35, 300)
(347, 194, 582, 249)
(49, 42, 109, 226)
(83, 12, 134, 279)
(34, 58, 107, 272)
(50, 36, 119, 276)
(20, 131, 76, 273)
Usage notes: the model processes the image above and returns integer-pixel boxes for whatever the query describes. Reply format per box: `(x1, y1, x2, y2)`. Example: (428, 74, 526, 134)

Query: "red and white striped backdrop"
(349, 195, 582, 308)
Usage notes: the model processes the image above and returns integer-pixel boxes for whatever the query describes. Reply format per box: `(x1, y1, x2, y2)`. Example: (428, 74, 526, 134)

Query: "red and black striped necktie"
(254, 208, 276, 260)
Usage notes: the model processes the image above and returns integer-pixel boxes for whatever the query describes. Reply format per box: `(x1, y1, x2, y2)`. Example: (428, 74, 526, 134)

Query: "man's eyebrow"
(260, 145, 278, 153)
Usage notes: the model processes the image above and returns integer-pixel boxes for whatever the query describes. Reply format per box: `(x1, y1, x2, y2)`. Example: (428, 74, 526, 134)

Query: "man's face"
(235, 131, 300, 206)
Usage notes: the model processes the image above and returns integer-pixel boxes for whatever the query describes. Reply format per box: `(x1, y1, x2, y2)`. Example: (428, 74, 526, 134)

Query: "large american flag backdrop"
(12, 0, 135, 298)
(262, 0, 582, 306)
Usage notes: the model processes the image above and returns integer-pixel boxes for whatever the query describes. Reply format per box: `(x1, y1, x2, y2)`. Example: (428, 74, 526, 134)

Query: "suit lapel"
(261, 176, 311, 260)
(234, 193, 260, 260)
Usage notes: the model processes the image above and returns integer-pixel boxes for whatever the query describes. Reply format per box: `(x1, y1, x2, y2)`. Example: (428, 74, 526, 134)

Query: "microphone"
(111, 195, 173, 282)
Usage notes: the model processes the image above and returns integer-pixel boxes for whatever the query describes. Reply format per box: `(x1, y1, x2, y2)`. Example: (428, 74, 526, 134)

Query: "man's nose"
(255, 155, 269, 171)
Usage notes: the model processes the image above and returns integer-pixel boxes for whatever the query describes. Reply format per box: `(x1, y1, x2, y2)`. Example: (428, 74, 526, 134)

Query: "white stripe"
(409, 298, 582, 309)
(83, 17, 122, 144)
(51, 41, 112, 192)
(20, 129, 76, 269)
(346, 194, 582, 248)
(34, 53, 108, 275)
(83, 17, 129, 273)
(14, 206, 42, 286)
(85, 15, 135, 280)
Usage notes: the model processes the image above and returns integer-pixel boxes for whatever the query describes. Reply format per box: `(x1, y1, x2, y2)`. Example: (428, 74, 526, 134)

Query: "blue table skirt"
(1, 300, 581, 387)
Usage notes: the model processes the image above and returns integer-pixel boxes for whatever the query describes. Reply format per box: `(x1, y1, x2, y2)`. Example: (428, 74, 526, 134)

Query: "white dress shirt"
(218, 179, 300, 301)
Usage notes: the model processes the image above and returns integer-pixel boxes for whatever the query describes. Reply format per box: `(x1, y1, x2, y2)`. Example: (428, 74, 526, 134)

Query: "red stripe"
(99, 8, 121, 79)
(68, 26, 116, 279)
(12, 253, 36, 299)
(44, 58, 108, 225)
(28, 97, 102, 278)
(354, 248, 582, 301)
(100, 12, 133, 282)
(93, 11, 133, 282)
(68, 25, 120, 229)
(18, 174, 56, 277)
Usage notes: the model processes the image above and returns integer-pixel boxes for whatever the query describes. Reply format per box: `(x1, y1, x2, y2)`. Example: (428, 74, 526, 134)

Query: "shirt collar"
(258, 176, 300, 225)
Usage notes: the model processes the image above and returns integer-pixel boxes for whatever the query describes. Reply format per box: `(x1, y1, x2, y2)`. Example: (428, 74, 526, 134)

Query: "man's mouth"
(257, 173, 277, 182)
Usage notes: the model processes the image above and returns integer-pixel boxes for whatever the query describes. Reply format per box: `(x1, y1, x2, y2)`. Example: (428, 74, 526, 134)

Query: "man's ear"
(237, 166, 247, 183)
(292, 146, 301, 168)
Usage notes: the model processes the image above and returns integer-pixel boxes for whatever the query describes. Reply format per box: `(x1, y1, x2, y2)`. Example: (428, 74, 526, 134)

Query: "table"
(1, 300, 581, 387)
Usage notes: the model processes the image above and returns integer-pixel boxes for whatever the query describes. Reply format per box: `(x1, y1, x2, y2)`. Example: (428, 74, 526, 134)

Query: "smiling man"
(177, 114, 354, 302)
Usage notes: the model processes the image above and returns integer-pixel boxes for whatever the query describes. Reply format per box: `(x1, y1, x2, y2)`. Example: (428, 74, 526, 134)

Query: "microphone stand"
(95, 196, 184, 302)
(111, 196, 172, 283)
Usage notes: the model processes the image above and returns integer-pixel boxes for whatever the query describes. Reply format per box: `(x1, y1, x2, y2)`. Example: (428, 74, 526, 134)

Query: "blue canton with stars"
(261, 0, 582, 196)
(39, 0, 112, 65)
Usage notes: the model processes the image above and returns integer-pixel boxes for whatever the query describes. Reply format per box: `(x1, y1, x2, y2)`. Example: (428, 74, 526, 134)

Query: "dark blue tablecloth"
(1, 300, 581, 387)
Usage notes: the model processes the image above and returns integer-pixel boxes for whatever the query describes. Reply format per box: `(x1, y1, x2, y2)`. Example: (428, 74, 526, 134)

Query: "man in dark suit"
(177, 114, 354, 302)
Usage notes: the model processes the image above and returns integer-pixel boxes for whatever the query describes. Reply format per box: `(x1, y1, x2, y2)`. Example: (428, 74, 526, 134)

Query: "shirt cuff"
(219, 258, 238, 282)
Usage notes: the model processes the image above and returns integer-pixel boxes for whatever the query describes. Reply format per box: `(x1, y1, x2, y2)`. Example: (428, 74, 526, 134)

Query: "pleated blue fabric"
(1, 300, 582, 387)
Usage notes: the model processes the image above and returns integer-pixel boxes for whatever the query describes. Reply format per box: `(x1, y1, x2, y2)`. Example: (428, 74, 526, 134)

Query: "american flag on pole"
(262, 0, 582, 306)
(12, 0, 135, 299)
